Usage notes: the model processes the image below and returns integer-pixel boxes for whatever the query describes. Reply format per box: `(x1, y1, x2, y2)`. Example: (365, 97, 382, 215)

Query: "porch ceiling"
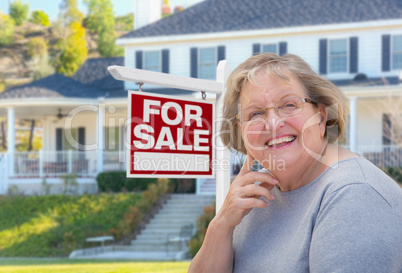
(0, 98, 128, 119)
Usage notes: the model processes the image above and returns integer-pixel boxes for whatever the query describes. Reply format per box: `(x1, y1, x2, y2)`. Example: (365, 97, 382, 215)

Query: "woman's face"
(238, 72, 326, 173)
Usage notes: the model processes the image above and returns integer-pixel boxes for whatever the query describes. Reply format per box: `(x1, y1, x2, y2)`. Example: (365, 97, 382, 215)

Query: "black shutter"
(78, 127, 85, 149)
(135, 50, 143, 69)
(382, 35, 391, 72)
(279, 42, 287, 56)
(78, 127, 85, 159)
(319, 39, 328, 75)
(217, 46, 226, 62)
(56, 128, 63, 151)
(253, 43, 261, 55)
(190, 47, 198, 78)
(56, 128, 63, 162)
(350, 37, 358, 73)
(382, 113, 392, 145)
(162, 49, 169, 73)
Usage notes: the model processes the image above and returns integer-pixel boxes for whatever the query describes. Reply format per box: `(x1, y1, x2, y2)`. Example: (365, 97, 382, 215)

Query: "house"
(1, 0, 402, 194)
(117, 0, 402, 166)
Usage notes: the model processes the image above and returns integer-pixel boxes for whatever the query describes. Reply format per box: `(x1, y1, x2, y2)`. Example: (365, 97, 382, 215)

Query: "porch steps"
(199, 178, 216, 194)
(130, 194, 215, 255)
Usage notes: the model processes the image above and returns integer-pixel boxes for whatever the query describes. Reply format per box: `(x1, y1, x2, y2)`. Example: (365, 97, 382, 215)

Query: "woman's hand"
(216, 154, 278, 230)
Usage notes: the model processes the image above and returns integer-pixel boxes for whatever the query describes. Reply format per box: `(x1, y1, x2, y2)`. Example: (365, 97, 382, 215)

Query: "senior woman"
(188, 53, 402, 273)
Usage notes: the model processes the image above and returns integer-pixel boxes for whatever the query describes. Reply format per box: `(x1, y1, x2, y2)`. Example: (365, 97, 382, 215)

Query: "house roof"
(72, 57, 125, 92)
(121, 0, 402, 39)
(0, 73, 106, 100)
(333, 76, 401, 87)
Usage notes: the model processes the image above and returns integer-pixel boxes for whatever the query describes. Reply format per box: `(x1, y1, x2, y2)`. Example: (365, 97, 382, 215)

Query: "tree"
(27, 54, 55, 80)
(30, 10, 50, 26)
(56, 22, 87, 76)
(0, 10, 15, 46)
(54, 0, 87, 76)
(9, 0, 29, 26)
(58, 0, 84, 26)
(84, 0, 122, 57)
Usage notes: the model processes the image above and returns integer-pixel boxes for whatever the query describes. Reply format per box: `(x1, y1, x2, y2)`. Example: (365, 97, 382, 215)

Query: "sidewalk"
(69, 246, 189, 261)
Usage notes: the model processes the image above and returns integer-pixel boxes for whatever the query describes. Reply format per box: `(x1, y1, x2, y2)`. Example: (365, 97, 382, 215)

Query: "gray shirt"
(233, 157, 402, 273)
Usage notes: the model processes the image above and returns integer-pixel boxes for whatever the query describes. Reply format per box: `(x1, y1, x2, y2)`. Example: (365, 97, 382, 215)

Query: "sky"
(0, 0, 201, 19)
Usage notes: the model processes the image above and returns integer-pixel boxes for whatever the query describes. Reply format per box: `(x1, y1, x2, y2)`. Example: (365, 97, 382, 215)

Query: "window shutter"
(279, 42, 287, 56)
(217, 46, 226, 62)
(382, 35, 391, 72)
(56, 128, 63, 151)
(135, 50, 143, 69)
(78, 127, 85, 149)
(162, 49, 170, 73)
(382, 113, 392, 145)
(349, 37, 358, 73)
(190, 47, 198, 78)
(252, 43, 261, 55)
(319, 39, 328, 75)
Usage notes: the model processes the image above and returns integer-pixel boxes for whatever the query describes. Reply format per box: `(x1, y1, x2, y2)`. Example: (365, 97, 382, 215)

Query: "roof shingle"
(121, 0, 402, 39)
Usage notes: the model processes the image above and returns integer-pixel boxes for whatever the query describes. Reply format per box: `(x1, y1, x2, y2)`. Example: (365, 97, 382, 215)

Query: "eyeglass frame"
(236, 97, 317, 125)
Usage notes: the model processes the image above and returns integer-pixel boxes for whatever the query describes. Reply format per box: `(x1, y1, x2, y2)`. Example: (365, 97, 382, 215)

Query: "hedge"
(96, 171, 196, 193)
(382, 167, 402, 185)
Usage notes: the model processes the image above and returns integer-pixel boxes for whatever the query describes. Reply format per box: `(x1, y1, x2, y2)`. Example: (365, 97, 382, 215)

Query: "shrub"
(188, 202, 216, 257)
(26, 54, 55, 80)
(382, 167, 402, 185)
(27, 37, 48, 58)
(60, 173, 78, 195)
(0, 11, 15, 46)
(113, 178, 170, 241)
(9, 0, 29, 26)
(96, 171, 159, 192)
(96, 171, 196, 193)
(30, 10, 50, 26)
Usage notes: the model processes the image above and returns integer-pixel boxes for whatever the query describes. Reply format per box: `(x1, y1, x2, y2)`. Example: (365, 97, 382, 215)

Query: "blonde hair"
(220, 53, 349, 154)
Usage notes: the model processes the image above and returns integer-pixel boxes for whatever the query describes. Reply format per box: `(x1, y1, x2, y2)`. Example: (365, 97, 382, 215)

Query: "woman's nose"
(263, 109, 285, 132)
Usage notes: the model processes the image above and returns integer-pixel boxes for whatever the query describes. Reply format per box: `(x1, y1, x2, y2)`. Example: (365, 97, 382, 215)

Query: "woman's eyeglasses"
(236, 97, 317, 126)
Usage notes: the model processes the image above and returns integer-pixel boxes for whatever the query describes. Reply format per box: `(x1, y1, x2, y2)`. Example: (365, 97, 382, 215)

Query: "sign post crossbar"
(108, 62, 231, 214)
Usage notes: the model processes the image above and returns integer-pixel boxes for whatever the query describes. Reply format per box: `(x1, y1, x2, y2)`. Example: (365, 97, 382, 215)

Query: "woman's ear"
(318, 105, 328, 138)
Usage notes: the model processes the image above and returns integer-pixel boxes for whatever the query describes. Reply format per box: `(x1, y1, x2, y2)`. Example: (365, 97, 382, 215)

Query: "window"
(329, 39, 348, 73)
(392, 35, 402, 70)
(262, 44, 277, 54)
(63, 128, 78, 151)
(144, 51, 161, 72)
(105, 126, 124, 152)
(199, 48, 216, 80)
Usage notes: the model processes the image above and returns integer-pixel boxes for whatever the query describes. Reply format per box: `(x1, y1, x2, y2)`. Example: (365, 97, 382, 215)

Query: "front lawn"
(0, 259, 190, 273)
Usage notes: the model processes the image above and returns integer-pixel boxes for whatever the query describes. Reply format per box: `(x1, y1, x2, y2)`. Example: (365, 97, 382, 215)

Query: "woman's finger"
(238, 171, 279, 187)
(242, 183, 274, 201)
(238, 153, 255, 176)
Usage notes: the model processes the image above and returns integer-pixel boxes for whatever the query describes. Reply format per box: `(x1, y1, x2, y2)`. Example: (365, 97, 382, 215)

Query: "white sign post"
(108, 61, 231, 213)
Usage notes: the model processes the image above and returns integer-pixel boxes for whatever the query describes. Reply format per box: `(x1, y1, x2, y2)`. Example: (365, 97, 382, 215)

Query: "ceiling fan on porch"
(53, 109, 69, 122)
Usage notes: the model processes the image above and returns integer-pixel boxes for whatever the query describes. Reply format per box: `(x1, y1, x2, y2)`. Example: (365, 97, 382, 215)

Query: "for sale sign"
(127, 91, 215, 178)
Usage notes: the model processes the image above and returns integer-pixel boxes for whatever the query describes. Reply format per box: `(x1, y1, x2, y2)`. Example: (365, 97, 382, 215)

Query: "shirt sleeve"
(309, 183, 402, 273)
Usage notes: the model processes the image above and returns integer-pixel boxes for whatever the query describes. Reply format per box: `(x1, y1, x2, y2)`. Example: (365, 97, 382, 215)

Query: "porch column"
(7, 107, 15, 176)
(349, 97, 358, 153)
(97, 103, 105, 173)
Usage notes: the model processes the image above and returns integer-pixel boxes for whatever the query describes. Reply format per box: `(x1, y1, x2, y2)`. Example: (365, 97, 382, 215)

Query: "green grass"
(0, 259, 190, 273)
(0, 194, 141, 257)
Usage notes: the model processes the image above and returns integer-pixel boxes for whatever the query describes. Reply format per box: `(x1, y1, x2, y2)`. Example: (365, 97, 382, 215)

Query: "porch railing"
(11, 150, 126, 178)
(358, 145, 402, 168)
(6, 145, 402, 178)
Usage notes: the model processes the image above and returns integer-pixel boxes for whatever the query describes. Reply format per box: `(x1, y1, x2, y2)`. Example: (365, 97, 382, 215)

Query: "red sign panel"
(127, 91, 215, 178)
